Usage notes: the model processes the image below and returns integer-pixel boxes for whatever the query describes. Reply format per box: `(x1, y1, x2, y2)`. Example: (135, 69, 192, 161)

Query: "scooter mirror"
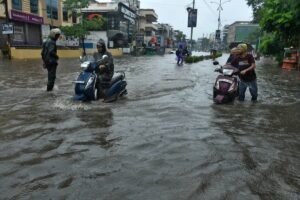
(213, 61, 219, 65)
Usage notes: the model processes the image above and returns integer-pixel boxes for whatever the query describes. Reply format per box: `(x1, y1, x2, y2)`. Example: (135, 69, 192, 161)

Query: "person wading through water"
(41, 28, 61, 91)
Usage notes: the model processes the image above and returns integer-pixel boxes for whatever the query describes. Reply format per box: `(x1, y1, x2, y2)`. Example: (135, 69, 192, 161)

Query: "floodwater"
(0, 53, 299, 200)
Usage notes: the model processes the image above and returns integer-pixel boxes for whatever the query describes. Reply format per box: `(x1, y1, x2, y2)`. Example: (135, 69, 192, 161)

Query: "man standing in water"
(41, 28, 61, 91)
(233, 43, 258, 101)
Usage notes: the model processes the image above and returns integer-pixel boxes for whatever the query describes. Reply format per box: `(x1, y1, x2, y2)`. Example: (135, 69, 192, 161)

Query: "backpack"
(41, 39, 50, 62)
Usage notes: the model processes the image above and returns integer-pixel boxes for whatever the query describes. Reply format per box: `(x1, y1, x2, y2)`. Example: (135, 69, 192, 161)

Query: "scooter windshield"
(222, 68, 234, 76)
(80, 55, 96, 69)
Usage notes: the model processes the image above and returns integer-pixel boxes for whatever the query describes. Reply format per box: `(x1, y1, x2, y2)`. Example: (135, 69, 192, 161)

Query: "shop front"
(9, 9, 43, 47)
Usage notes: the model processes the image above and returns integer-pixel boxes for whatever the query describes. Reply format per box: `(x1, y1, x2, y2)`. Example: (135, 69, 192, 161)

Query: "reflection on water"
(0, 55, 299, 199)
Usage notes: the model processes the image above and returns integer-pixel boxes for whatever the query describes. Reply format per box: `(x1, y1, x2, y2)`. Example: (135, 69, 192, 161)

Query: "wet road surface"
(0, 54, 299, 200)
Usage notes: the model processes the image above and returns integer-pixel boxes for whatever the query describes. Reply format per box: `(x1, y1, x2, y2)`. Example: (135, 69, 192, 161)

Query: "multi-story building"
(0, 0, 83, 59)
(226, 21, 260, 46)
(0, 0, 77, 53)
(156, 23, 173, 48)
(112, 0, 140, 11)
(222, 25, 229, 49)
(137, 9, 157, 45)
(81, 0, 137, 49)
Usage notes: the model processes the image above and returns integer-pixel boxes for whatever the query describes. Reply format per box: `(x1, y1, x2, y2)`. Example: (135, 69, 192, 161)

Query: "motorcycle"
(73, 55, 127, 102)
(213, 61, 239, 104)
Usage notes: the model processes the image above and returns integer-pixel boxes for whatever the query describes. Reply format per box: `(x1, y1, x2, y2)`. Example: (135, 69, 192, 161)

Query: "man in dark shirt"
(232, 44, 258, 101)
(41, 28, 61, 91)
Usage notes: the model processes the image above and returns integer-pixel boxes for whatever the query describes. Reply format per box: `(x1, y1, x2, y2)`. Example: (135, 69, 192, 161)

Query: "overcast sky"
(139, 0, 253, 39)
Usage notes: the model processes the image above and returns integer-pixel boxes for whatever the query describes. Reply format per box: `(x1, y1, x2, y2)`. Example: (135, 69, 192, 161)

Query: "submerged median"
(185, 52, 223, 63)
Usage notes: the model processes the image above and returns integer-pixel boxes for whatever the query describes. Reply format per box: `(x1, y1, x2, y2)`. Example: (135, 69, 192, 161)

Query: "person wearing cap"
(41, 28, 61, 91)
(93, 39, 114, 98)
(232, 43, 258, 101)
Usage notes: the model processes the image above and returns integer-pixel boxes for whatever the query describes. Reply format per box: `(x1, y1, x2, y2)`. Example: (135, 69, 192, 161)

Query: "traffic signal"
(215, 30, 221, 40)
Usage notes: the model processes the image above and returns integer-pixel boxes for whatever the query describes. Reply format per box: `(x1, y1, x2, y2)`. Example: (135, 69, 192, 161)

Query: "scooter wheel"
(119, 89, 128, 97)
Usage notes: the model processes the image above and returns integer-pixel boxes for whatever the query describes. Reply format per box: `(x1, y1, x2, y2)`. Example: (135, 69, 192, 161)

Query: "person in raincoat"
(93, 39, 114, 98)
(176, 44, 184, 65)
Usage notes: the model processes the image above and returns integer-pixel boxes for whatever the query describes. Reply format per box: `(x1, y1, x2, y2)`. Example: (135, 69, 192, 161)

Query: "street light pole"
(210, 0, 231, 50)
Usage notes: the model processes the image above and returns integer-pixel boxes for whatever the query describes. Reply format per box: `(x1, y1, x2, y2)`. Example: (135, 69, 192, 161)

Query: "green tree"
(260, 0, 300, 46)
(246, 0, 265, 23)
(175, 31, 186, 42)
(247, 0, 300, 61)
(61, 0, 105, 55)
(63, 0, 89, 12)
(200, 38, 211, 51)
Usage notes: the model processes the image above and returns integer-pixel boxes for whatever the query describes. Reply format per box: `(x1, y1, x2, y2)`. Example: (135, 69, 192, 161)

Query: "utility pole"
(211, 0, 230, 50)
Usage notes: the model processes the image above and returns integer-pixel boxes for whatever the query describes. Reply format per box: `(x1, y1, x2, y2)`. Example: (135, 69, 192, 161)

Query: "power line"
(202, 0, 217, 15)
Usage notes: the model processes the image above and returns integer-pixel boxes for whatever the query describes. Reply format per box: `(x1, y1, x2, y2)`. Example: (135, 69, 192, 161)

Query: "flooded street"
(0, 54, 299, 200)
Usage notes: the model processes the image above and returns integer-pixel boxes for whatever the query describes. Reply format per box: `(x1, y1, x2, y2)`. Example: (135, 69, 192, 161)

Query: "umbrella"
(228, 42, 253, 51)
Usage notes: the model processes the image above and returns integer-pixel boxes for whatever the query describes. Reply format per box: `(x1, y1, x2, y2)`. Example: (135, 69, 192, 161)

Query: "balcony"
(139, 9, 157, 23)
(139, 23, 157, 32)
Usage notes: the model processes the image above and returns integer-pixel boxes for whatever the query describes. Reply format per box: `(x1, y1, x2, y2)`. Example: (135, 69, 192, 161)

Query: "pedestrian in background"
(176, 44, 184, 65)
(41, 28, 61, 91)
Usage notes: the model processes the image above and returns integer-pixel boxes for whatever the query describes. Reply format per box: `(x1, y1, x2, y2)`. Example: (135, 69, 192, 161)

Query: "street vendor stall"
(282, 47, 299, 70)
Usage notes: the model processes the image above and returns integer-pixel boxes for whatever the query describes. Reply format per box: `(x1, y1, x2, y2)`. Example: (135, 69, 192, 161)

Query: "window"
(72, 11, 77, 23)
(46, 0, 58, 20)
(12, 0, 22, 10)
(63, 8, 68, 21)
(30, 0, 38, 14)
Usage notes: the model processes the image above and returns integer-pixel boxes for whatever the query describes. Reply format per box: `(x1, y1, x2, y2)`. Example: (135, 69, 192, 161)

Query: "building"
(156, 23, 173, 48)
(222, 25, 229, 49)
(226, 21, 260, 47)
(81, 1, 137, 49)
(137, 9, 157, 46)
(0, 0, 79, 58)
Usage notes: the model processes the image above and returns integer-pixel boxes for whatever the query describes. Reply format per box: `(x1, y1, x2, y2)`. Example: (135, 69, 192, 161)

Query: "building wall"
(235, 25, 259, 44)
(226, 22, 259, 45)
(10, 47, 81, 59)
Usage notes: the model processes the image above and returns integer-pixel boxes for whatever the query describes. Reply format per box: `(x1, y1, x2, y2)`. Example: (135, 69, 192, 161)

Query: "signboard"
(188, 9, 197, 28)
(10, 10, 43, 24)
(119, 3, 136, 24)
(41, 24, 50, 42)
(2, 23, 14, 34)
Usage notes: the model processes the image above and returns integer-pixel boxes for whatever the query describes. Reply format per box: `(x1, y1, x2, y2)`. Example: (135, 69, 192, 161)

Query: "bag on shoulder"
(41, 40, 50, 63)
